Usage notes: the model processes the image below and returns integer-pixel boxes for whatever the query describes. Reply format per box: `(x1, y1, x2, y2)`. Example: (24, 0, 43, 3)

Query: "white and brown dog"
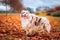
(21, 10, 51, 34)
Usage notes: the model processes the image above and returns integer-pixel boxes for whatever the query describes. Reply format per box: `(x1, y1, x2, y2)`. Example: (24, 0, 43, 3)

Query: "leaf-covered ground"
(0, 13, 60, 40)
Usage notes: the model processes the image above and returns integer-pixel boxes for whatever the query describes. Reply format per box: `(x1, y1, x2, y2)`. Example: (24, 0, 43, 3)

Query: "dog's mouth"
(21, 14, 28, 19)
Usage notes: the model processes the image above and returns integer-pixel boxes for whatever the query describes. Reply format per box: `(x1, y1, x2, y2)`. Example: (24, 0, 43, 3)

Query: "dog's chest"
(21, 17, 32, 29)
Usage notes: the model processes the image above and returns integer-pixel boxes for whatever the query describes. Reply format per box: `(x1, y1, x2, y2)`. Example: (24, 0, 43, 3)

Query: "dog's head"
(21, 10, 30, 19)
(21, 10, 32, 29)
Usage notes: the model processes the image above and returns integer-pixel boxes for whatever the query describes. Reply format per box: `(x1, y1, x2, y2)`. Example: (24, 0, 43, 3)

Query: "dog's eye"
(26, 13, 28, 14)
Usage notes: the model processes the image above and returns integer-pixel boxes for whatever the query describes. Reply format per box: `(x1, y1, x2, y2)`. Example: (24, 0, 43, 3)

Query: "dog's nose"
(24, 14, 26, 17)
(21, 14, 26, 17)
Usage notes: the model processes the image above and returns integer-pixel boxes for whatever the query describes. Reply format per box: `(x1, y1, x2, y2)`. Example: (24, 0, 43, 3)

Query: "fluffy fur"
(21, 10, 51, 34)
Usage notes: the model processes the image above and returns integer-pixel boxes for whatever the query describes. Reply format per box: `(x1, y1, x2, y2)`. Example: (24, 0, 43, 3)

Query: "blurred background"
(0, 0, 60, 16)
(0, 0, 60, 40)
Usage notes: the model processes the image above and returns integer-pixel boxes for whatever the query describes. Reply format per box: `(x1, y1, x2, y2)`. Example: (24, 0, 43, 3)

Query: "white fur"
(21, 10, 51, 34)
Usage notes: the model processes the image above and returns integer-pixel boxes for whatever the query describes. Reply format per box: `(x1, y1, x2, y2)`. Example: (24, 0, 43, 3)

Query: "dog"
(21, 10, 51, 34)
